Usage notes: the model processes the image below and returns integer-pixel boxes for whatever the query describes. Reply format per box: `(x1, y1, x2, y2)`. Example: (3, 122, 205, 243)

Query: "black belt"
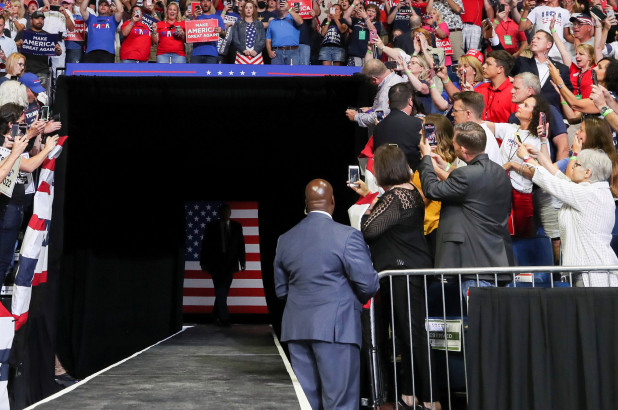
(273, 46, 299, 50)
(450, 27, 463, 32)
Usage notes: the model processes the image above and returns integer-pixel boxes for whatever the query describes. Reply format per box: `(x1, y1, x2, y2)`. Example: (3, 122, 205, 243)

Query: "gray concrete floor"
(37, 324, 301, 409)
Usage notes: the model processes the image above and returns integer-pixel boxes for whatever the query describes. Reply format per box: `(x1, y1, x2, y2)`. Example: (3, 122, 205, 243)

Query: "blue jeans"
(156, 53, 187, 63)
(271, 47, 300, 65)
(298, 44, 310, 65)
(191, 55, 218, 64)
(318, 46, 345, 62)
(461, 279, 494, 299)
(121, 59, 148, 63)
(0, 202, 24, 286)
(66, 48, 83, 64)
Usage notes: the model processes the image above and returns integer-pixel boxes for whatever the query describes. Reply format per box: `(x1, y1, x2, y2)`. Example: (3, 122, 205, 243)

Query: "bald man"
(274, 179, 379, 410)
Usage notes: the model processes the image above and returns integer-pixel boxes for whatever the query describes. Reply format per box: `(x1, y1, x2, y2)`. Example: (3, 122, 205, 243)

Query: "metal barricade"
(366, 265, 618, 410)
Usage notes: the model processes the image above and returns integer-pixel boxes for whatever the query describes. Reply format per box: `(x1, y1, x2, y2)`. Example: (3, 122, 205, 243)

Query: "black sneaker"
(55, 373, 79, 387)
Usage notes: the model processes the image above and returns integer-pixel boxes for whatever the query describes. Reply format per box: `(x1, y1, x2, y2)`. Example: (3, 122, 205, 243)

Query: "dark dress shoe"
(55, 373, 79, 388)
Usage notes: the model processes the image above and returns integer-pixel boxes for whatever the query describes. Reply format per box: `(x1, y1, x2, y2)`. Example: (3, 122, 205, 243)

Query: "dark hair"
(365, 3, 379, 16)
(453, 121, 486, 155)
(582, 117, 618, 196)
(424, 114, 456, 163)
(388, 83, 412, 110)
(452, 91, 484, 119)
(373, 145, 410, 187)
(0, 103, 23, 135)
(487, 50, 514, 76)
(599, 58, 618, 93)
(411, 91, 425, 116)
(526, 95, 551, 137)
(0, 15, 6, 25)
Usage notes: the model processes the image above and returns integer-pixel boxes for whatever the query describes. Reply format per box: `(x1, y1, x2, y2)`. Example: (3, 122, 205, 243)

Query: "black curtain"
(24, 74, 374, 390)
(468, 287, 618, 410)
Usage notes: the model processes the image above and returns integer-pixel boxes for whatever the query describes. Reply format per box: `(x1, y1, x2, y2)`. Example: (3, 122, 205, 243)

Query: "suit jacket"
(200, 219, 246, 275)
(419, 154, 514, 270)
(274, 212, 379, 347)
(373, 109, 423, 171)
(511, 56, 572, 111)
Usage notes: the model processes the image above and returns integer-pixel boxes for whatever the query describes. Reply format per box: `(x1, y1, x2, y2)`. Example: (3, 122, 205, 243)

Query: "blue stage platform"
(65, 63, 361, 77)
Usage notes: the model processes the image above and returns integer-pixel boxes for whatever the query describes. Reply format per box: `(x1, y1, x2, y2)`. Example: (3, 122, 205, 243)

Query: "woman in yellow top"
(411, 114, 458, 261)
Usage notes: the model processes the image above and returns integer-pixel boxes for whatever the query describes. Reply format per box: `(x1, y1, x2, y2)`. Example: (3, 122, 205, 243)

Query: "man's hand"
(27, 120, 46, 139)
(345, 109, 358, 121)
(240, 264, 246, 271)
(268, 49, 276, 58)
(55, 43, 62, 56)
(16, 39, 23, 48)
(522, 0, 535, 10)
(11, 134, 28, 155)
(430, 152, 447, 169)
(44, 120, 62, 134)
(419, 137, 431, 157)
(481, 18, 494, 39)
(44, 135, 59, 152)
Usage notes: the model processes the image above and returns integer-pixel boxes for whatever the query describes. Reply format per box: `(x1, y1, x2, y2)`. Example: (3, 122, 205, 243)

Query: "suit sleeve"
(342, 229, 379, 304)
(419, 156, 469, 203)
(235, 221, 246, 266)
(274, 238, 289, 300)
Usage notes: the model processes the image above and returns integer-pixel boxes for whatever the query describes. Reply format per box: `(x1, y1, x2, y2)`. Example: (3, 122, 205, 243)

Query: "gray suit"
(274, 211, 379, 409)
(419, 154, 514, 274)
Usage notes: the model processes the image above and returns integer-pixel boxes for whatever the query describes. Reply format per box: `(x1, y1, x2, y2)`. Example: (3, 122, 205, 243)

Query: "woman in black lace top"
(361, 145, 439, 410)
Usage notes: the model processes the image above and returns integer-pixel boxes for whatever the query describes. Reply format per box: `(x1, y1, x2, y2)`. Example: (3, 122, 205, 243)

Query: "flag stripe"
(184, 271, 263, 280)
(183, 296, 267, 306)
(183, 201, 267, 315)
(183, 288, 265, 297)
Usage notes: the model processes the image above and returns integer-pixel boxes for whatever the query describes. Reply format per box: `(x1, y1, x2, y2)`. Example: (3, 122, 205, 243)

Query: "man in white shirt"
(0, 16, 18, 72)
(42, 0, 75, 78)
(518, 0, 573, 63)
(451, 91, 502, 166)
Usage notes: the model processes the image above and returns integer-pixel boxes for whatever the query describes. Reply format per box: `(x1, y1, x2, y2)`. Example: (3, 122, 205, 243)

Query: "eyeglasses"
(452, 108, 467, 113)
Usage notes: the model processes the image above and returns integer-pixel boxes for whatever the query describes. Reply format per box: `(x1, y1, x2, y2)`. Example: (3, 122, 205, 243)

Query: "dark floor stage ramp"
(34, 325, 302, 409)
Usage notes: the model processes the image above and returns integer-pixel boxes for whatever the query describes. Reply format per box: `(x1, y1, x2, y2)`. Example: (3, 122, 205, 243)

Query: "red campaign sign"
(185, 19, 219, 43)
(65, 20, 85, 42)
(190, 2, 200, 16)
(290, 0, 313, 19)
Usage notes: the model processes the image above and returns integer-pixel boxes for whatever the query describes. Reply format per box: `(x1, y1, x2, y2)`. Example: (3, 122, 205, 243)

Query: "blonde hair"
(10, 0, 24, 18)
(458, 55, 484, 83)
(576, 44, 595, 68)
(6, 53, 25, 77)
(165, 2, 182, 22)
(430, 8, 443, 24)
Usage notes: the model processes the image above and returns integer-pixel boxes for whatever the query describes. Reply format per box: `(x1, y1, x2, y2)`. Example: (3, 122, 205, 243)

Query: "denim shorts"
(318, 46, 345, 62)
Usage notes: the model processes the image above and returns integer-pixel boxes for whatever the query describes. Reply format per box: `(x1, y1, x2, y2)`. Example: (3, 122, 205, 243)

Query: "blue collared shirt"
(266, 13, 300, 47)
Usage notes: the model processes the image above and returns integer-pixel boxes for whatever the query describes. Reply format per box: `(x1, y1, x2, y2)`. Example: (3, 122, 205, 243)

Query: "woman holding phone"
(319, 4, 348, 66)
(155, 2, 186, 63)
(0, 103, 51, 288)
(484, 95, 550, 237)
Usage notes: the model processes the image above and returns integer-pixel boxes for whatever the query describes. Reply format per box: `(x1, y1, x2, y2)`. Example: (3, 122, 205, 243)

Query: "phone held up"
(348, 165, 360, 187)
(423, 124, 437, 146)
(539, 112, 547, 138)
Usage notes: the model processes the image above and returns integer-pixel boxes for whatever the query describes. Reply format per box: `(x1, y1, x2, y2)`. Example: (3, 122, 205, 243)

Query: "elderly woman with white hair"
(517, 145, 618, 287)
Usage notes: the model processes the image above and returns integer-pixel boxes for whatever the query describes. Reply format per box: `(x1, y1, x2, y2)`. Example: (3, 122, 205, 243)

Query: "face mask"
(258, 1, 266, 8)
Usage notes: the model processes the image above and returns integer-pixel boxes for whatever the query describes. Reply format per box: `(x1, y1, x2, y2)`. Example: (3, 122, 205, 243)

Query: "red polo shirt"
(494, 18, 526, 55)
(476, 79, 519, 123)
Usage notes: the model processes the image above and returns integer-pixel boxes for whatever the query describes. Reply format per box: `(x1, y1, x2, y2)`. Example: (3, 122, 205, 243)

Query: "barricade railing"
(366, 265, 618, 410)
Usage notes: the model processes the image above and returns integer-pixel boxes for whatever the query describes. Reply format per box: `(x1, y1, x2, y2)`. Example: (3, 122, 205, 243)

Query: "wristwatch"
(600, 105, 611, 116)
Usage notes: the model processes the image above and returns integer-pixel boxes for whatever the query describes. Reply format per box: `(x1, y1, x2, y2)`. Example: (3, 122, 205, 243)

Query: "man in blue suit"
(274, 179, 379, 410)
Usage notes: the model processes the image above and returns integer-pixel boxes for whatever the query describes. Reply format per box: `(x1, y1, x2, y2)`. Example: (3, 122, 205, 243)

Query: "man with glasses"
(450, 91, 501, 165)
(189, 0, 224, 63)
(344, 59, 406, 136)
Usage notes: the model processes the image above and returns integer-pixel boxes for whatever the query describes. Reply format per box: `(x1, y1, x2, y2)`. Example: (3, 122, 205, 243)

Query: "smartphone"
(50, 4, 60, 11)
(497, 3, 505, 12)
(384, 60, 398, 70)
(293, 2, 300, 12)
(592, 70, 598, 86)
(40, 106, 50, 122)
(539, 112, 547, 137)
(432, 53, 440, 69)
(145, 0, 152, 5)
(134, 8, 141, 17)
(376, 110, 385, 122)
(195, 4, 201, 10)
(590, 6, 607, 21)
(461, 68, 467, 79)
(329, 6, 335, 14)
(424, 123, 437, 146)
(348, 165, 360, 187)
(19, 123, 27, 137)
(369, 29, 378, 43)
(10, 123, 19, 139)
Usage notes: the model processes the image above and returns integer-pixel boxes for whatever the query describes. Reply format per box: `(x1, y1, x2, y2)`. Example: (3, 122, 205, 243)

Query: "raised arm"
(550, 16, 572, 67)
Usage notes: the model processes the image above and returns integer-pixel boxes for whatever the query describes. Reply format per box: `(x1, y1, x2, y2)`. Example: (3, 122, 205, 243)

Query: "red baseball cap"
(465, 49, 484, 64)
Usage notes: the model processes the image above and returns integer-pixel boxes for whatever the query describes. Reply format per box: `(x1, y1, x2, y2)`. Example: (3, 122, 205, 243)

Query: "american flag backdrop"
(183, 201, 268, 314)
